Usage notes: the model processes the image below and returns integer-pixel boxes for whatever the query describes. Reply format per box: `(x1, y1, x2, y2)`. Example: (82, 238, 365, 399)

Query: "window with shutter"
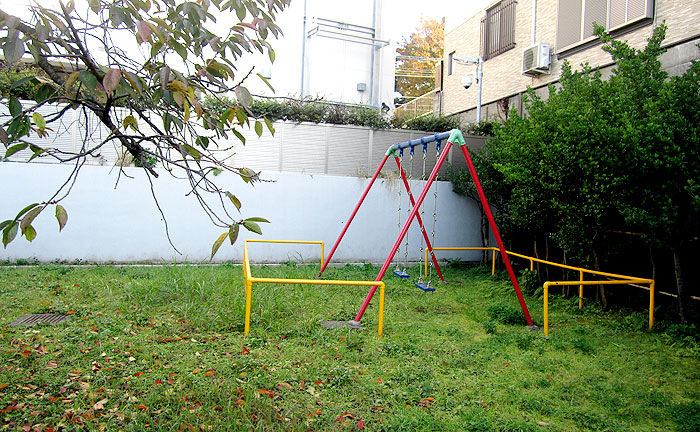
(480, 0, 517, 60)
(556, 0, 654, 52)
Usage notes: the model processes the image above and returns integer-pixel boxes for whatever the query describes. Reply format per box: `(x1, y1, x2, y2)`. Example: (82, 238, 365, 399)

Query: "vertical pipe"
(530, 259, 534, 271)
(353, 142, 454, 322)
(318, 154, 390, 278)
(544, 282, 550, 337)
(244, 279, 252, 336)
(300, 0, 308, 97)
(531, 0, 537, 46)
(491, 249, 496, 275)
(579, 270, 584, 309)
(394, 156, 445, 281)
(476, 58, 483, 125)
(459, 144, 535, 327)
(369, 0, 377, 105)
(649, 281, 655, 329)
(378, 282, 385, 337)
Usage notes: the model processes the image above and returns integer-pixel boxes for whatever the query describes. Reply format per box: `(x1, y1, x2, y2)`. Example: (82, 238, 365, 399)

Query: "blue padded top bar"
(390, 130, 452, 153)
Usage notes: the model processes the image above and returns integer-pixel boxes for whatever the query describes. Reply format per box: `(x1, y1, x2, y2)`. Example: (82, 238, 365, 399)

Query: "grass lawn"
(1, 262, 698, 431)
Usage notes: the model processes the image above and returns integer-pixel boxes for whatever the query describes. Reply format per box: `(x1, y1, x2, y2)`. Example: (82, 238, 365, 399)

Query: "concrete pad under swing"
(320, 320, 364, 330)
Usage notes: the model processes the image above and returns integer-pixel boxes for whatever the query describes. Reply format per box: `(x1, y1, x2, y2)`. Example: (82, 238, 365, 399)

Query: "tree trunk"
(592, 248, 608, 310)
(673, 250, 689, 324)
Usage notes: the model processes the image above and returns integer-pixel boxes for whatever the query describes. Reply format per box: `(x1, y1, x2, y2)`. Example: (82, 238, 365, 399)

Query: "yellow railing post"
(649, 280, 655, 329)
(530, 259, 534, 271)
(244, 279, 252, 336)
(378, 282, 385, 338)
(579, 271, 584, 310)
(491, 248, 496, 275)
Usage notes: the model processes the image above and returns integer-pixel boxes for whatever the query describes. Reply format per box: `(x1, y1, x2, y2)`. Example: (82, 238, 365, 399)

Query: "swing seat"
(393, 269, 410, 278)
(415, 282, 435, 292)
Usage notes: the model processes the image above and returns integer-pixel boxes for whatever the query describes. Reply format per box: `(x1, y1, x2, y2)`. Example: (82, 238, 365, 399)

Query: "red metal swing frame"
(318, 129, 534, 327)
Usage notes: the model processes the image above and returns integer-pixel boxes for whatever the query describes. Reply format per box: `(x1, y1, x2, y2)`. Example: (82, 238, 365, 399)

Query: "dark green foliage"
(487, 302, 526, 325)
(671, 401, 700, 432)
(204, 96, 392, 128)
(0, 63, 43, 99)
(393, 113, 461, 132)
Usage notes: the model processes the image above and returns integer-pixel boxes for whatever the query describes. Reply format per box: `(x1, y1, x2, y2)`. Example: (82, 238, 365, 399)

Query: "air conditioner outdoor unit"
(522, 42, 551, 76)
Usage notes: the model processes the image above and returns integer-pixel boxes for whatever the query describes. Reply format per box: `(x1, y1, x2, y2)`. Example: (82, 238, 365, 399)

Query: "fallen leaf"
(357, 419, 365, 429)
(192, 369, 201, 374)
(240, 347, 250, 355)
(418, 397, 435, 407)
(0, 384, 8, 390)
(136, 404, 147, 411)
(204, 370, 215, 377)
(537, 421, 550, 427)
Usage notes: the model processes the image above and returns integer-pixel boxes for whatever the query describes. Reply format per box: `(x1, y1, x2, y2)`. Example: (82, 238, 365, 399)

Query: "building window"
(556, 0, 654, 52)
(480, 0, 517, 61)
(447, 51, 455, 76)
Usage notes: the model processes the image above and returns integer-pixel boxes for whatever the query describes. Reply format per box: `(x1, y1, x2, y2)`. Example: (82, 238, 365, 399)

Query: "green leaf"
(264, 117, 275, 136)
(245, 217, 269, 223)
(32, 112, 46, 130)
(228, 224, 239, 245)
(210, 231, 228, 260)
(195, 136, 209, 149)
(20, 205, 43, 235)
(3, 29, 25, 65)
(5, 143, 28, 159)
(55, 205, 68, 231)
(79, 71, 98, 91)
(268, 47, 275, 63)
(35, 83, 56, 103)
(11, 75, 38, 89)
(24, 225, 36, 242)
(182, 144, 202, 160)
(225, 191, 242, 211)
(2, 221, 18, 248)
(0, 220, 11, 232)
(256, 73, 275, 92)
(172, 41, 187, 61)
(243, 221, 262, 235)
(9, 97, 22, 117)
(232, 129, 246, 145)
(254, 120, 263, 137)
(88, 0, 100, 13)
(123, 115, 138, 131)
(235, 86, 252, 108)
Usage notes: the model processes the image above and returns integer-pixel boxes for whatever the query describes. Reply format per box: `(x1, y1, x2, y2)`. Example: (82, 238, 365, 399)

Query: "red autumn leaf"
(0, 383, 8, 390)
(240, 346, 250, 355)
(418, 397, 435, 407)
(103, 68, 121, 95)
(376, 379, 383, 383)
(134, 372, 144, 377)
(136, 404, 147, 410)
(204, 370, 215, 377)
(357, 419, 365, 429)
(155, 379, 163, 385)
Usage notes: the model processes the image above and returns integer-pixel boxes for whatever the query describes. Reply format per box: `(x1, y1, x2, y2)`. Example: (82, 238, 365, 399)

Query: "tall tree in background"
(395, 17, 443, 101)
(0, 0, 289, 257)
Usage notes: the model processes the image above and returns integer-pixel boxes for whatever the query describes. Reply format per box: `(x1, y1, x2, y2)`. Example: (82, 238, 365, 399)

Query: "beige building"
(440, 0, 700, 123)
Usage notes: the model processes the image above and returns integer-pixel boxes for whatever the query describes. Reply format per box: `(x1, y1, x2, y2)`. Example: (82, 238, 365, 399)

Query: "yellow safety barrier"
(426, 246, 655, 336)
(244, 239, 325, 267)
(243, 240, 386, 337)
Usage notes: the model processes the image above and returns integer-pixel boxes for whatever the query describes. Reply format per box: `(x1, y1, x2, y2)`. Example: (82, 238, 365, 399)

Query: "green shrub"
(486, 302, 527, 325)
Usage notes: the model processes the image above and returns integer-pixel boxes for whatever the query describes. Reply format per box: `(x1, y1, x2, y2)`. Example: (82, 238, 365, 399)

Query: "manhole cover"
(8, 313, 72, 327)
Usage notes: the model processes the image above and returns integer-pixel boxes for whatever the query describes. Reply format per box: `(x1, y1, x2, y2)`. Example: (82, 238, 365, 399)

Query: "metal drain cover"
(9, 313, 72, 327)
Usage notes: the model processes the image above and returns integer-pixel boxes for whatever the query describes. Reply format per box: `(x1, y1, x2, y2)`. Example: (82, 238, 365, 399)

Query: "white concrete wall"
(0, 163, 483, 264)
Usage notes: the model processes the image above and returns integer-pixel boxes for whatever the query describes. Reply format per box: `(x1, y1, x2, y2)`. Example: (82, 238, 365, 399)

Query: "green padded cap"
(385, 147, 400, 157)
(448, 128, 466, 147)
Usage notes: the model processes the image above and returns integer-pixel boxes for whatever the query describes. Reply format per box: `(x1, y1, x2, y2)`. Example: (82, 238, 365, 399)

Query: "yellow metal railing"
(244, 239, 325, 267)
(242, 240, 386, 337)
(394, 90, 436, 120)
(426, 246, 655, 336)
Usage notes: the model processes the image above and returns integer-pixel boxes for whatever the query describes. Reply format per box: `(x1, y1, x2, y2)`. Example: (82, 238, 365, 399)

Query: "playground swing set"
(242, 129, 537, 336)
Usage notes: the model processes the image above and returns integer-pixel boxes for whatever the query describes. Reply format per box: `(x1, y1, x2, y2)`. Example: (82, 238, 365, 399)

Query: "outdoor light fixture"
(453, 55, 483, 125)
